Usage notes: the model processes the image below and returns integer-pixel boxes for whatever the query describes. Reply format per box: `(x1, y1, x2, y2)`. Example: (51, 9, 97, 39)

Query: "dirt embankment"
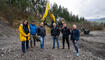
(0, 20, 105, 60)
(0, 19, 20, 58)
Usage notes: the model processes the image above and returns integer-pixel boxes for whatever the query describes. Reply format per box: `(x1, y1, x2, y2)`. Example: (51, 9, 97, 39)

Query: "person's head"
(40, 22, 44, 26)
(23, 20, 28, 25)
(63, 23, 67, 27)
(32, 20, 35, 25)
(73, 24, 77, 29)
(53, 23, 56, 27)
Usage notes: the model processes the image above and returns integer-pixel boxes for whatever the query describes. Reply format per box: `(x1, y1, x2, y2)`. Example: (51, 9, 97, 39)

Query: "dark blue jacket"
(29, 24, 37, 35)
(70, 29, 80, 41)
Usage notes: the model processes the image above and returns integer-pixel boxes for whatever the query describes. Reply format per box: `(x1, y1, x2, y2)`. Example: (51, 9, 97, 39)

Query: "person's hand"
(26, 35, 29, 37)
(70, 40, 72, 42)
(38, 36, 40, 38)
(75, 40, 77, 43)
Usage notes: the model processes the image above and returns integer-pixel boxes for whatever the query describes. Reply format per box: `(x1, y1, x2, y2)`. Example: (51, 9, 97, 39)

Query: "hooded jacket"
(19, 24, 30, 42)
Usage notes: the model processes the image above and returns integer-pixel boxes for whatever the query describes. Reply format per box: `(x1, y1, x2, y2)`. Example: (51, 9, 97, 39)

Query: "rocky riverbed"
(0, 20, 105, 60)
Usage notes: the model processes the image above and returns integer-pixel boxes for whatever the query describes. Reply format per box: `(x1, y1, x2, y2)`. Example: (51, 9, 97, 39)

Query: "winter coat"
(29, 24, 37, 35)
(51, 27, 60, 37)
(70, 29, 80, 41)
(61, 27, 70, 37)
(37, 26, 46, 37)
(19, 24, 30, 42)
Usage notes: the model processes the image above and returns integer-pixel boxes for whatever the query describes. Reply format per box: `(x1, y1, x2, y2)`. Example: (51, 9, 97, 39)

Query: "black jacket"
(51, 27, 60, 37)
(37, 26, 46, 37)
(61, 27, 70, 37)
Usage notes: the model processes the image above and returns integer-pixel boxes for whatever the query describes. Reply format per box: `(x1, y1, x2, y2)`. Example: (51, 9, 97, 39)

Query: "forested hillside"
(0, 0, 86, 26)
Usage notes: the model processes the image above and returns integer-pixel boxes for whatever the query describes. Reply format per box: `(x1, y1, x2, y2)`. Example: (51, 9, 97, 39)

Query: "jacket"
(37, 26, 46, 37)
(70, 29, 80, 41)
(19, 24, 30, 42)
(51, 27, 60, 37)
(61, 27, 70, 37)
(29, 24, 37, 35)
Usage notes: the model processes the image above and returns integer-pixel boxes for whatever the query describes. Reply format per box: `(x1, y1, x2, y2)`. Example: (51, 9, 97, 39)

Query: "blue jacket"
(29, 24, 37, 35)
(70, 29, 80, 41)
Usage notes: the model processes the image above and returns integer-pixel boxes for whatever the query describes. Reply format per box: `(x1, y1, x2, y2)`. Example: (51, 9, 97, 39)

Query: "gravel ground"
(0, 20, 105, 60)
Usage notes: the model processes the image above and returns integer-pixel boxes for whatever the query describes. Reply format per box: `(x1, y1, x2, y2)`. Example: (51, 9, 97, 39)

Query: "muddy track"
(79, 38, 105, 59)
(0, 35, 104, 60)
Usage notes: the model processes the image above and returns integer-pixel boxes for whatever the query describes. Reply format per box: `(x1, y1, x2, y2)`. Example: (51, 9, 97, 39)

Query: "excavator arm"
(49, 11, 56, 23)
(42, 2, 49, 22)
(42, 2, 56, 23)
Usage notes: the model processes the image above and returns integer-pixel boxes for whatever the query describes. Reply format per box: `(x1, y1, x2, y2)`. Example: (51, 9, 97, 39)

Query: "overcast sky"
(49, 0, 105, 19)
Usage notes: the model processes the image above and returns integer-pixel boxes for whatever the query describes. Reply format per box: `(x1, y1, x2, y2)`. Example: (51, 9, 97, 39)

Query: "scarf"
(23, 24, 29, 34)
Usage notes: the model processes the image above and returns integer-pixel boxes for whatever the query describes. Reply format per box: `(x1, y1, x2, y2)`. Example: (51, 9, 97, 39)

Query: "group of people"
(19, 20, 80, 56)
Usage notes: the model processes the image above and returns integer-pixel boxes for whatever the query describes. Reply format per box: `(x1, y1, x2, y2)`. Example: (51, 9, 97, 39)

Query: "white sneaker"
(76, 53, 79, 56)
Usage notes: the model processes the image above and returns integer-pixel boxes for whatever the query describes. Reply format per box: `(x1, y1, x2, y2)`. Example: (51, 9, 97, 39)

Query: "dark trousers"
(26, 40, 29, 49)
(21, 40, 29, 53)
(30, 35, 36, 47)
(62, 36, 70, 49)
(21, 41, 25, 53)
(72, 40, 79, 53)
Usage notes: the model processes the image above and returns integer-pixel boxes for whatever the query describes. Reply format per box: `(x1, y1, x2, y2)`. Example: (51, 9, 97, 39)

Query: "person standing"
(19, 20, 30, 53)
(51, 23, 60, 49)
(61, 24, 70, 49)
(70, 24, 80, 56)
(29, 20, 37, 48)
(37, 22, 46, 48)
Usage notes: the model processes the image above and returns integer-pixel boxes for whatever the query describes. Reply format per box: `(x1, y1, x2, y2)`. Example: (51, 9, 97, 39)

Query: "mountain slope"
(87, 18, 105, 23)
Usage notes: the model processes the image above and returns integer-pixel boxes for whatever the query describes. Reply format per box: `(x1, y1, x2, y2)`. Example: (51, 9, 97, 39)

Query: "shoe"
(21, 53, 25, 57)
(23, 51, 25, 53)
(76, 53, 79, 56)
(62, 47, 64, 49)
(57, 47, 59, 49)
(31, 46, 33, 48)
(34, 44, 36, 47)
(52, 48, 55, 49)
(62, 48, 64, 49)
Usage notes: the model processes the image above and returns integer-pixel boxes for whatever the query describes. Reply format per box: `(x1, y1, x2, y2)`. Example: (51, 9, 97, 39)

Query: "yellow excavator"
(41, 2, 56, 27)
(41, 2, 64, 29)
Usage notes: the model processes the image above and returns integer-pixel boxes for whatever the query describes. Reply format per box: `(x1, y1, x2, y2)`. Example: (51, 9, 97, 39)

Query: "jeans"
(62, 36, 70, 49)
(30, 35, 36, 47)
(40, 37, 45, 48)
(72, 40, 79, 53)
(53, 36, 59, 48)
(21, 40, 29, 53)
